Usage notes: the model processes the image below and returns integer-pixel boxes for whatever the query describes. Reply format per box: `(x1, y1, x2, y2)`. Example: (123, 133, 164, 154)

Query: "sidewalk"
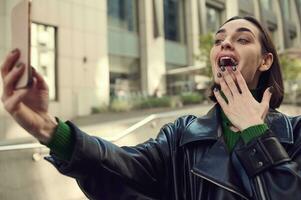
(72, 103, 214, 141)
(71, 103, 213, 126)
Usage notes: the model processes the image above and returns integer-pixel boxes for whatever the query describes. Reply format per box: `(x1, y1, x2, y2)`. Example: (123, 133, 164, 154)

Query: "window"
(282, 0, 291, 19)
(260, 0, 272, 10)
(267, 28, 279, 50)
(109, 56, 141, 98)
(164, 0, 186, 43)
(297, 0, 301, 17)
(206, 6, 222, 33)
(31, 23, 57, 101)
(108, 0, 139, 32)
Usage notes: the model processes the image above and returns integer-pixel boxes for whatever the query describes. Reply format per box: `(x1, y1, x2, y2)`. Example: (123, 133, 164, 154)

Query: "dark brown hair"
(208, 16, 284, 109)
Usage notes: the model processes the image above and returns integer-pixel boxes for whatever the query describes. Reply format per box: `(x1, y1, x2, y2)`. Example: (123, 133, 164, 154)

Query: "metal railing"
(0, 142, 44, 152)
(0, 109, 183, 153)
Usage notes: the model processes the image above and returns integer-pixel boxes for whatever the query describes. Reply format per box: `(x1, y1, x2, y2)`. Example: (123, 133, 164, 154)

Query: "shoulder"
(269, 108, 301, 131)
(288, 115, 301, 128)
(159, 115, 198, 137)
(268, 109, 301, 150)
(157, 115, 198, 147)
(288, 115, 301, 144)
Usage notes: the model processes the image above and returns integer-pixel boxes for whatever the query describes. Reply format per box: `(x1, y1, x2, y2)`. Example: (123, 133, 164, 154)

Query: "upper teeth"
(220, 56, 232, 59)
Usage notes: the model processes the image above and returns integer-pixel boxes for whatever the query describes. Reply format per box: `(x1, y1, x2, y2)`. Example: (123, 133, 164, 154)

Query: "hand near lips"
(213, 67, 273, 131)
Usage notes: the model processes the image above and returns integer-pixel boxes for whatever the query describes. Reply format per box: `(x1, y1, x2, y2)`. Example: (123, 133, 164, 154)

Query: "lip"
(216, 53, 239, 67)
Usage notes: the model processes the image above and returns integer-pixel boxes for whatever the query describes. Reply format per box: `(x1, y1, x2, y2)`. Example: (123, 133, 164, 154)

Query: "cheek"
(240, 65, 259, 84)
(239, 50, 262, 74)
(210, 48, 217, 69)
(239, 56, 262, 82)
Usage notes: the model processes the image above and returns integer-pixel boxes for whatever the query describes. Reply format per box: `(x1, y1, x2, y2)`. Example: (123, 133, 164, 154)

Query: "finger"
(222, 68, 240, 96)
(260, 87, 272, 120)
(233, 69, 250, 95)
(261, 105, 269, 120)
(261, 87, 273, 106)
(2, 88, 29, 113)
(213, 87, 228, 108)
(32, 67, 48, 90)
(2, 64, 25, 98)
(1, 49, 20, 79)
(219, 75, 233, 103)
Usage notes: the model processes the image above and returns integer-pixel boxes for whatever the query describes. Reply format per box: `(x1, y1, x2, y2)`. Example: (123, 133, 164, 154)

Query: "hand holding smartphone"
(11, 0, 32, 89)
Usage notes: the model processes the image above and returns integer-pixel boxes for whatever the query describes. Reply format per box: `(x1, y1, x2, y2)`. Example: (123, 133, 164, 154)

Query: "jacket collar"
(180, 104, 294, 147)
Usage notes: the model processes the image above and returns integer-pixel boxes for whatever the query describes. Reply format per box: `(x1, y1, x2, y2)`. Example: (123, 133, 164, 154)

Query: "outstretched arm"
(46, 116, 196, 199)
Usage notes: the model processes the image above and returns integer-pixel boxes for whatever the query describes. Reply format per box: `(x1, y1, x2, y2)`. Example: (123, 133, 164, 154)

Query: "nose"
(221, 39, 234, 50)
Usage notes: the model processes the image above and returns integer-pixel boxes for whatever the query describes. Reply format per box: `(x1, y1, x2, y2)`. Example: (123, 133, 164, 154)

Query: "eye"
(214, 39, 223, 45)
(237, 38, 249, 44)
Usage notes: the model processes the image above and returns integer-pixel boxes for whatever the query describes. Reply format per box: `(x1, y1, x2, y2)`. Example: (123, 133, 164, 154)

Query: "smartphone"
(11, 0, 32, 89)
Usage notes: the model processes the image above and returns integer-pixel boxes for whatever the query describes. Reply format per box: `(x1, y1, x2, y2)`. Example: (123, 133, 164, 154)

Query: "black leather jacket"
(47, 105, 301, 200)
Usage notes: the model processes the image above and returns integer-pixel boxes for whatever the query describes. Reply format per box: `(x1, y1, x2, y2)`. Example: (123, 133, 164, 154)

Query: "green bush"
(110, 98, 132, 112)
(91, 106, 108, 114)
(197, 33, 214, 77)
(180, 92, 204, 105)
(280, 55, 301, 81)
(135, 96, 172, 109)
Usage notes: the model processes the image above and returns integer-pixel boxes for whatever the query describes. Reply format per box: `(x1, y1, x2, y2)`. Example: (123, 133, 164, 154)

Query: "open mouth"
(218, 57, 238, 67)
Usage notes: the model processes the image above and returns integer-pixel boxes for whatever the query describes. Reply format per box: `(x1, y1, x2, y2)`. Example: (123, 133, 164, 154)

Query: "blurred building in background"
(0, 0, 300, 128)
(0, 1, 301, 199)
(0, 0, 300, 142)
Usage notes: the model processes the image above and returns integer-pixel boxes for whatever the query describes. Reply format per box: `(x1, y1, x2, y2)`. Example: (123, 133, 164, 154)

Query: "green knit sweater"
(220, 89, 268, 150)
(221, 110, 268, 150)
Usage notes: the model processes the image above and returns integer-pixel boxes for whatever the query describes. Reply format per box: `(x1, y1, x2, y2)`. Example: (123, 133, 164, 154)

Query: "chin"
(213, 78, 221, 85)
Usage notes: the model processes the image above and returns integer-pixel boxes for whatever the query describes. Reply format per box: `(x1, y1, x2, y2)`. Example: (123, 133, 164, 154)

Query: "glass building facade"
(206, 6, 222, 33)
(109, 56, 141, 97)
(31, 23, 57, 101)
(108, 0, 139, 32)
(260, 0, 273, 10)
(164, 0, 186, 43)
(107, 0, 141, 97)
(282, 0, 291, 19)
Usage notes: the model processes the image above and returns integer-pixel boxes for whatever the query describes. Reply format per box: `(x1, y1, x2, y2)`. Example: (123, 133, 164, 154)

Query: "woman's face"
(210, 19, 271, 89)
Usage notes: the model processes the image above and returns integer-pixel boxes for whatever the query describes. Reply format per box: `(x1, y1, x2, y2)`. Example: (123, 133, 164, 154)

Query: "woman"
(1, 16, 301, 200)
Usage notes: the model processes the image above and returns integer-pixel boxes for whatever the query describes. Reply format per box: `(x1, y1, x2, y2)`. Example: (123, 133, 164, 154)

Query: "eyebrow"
(215, 28, 226, 35)
(215, 27, 255, 37)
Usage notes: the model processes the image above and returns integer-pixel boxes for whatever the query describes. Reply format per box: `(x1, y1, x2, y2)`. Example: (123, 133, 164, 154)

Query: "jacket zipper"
(255, 176, 267, 200)
(191, 169, 249, 200)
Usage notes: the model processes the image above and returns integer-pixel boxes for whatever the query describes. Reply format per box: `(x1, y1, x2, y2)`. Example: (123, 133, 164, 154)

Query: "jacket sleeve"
(45, 115, 196, 200)
(234, 116, 301, 200)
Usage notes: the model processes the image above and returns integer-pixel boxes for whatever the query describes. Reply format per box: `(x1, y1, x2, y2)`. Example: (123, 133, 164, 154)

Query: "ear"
(258, 53, 273, 72)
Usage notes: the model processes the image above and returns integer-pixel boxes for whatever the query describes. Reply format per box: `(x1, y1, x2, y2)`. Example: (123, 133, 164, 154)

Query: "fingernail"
(232, 66, 237, 71)
(217, 72, 222, 78)
(16, 63, 23, 68)
(11, 48, 19, 54)
(269, 86, 274, 94)
(214, 87, 219, 92)
(221, 66, 225, 72)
